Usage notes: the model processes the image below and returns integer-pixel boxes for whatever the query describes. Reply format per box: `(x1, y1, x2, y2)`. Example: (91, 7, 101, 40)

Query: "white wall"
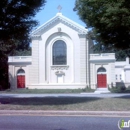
(45, 32, 73, 84)
(80, 35, 87, 84)
(89, 53, 116, 89)
(28, 18, 88, 89)
(29, 39, 39, 84)
(8, 56, 31, 89)
(115, 58, 130, 87)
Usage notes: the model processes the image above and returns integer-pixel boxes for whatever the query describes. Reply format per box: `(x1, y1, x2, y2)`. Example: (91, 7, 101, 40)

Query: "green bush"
(82, 86, 95, 92)
(109, 86, 130, 93)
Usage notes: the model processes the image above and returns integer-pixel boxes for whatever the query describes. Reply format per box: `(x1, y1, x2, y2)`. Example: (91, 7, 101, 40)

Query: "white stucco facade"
(115, 57, 130, 87)
(89, 53, 116, 89)
(8, 13, 130, 90)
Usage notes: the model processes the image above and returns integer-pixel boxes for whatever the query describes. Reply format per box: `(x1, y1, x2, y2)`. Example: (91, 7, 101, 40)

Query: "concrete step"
(94, 88, 110, 94)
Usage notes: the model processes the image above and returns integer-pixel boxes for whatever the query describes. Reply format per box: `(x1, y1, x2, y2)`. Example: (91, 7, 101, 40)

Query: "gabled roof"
(31, 13, 88, 37)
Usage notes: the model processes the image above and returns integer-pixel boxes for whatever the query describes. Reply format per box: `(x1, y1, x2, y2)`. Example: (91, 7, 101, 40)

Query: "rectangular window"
(120, 75, 122, 80)
(115, 75, 117, 80)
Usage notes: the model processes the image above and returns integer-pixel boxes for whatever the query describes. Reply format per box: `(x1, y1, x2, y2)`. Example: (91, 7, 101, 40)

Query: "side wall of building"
(89, 53, 116, 89)
(115, 58, 130, 87)
(8, 56, 31, 89)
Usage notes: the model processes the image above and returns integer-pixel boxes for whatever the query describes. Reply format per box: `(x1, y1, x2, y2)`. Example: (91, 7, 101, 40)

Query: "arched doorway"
(97, 67, 107, 88)
(17, 69, 25, 88)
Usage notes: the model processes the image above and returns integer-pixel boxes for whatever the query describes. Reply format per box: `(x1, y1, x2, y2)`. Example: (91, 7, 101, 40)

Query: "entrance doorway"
(97, 67, 107, 88)
(17, 69, 25, 88)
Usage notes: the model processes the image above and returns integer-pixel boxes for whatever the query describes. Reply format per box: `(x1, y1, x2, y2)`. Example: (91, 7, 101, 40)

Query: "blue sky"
(35, 0, 86, 27)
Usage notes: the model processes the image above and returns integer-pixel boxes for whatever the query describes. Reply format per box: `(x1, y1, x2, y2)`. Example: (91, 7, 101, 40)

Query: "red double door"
(17, 75, 25, 88)
(97, 74, 107, 88)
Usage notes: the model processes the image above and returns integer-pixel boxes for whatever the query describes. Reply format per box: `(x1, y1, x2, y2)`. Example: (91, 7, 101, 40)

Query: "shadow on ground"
(113, 94, 130, 99)
(0, 96, 102, 106)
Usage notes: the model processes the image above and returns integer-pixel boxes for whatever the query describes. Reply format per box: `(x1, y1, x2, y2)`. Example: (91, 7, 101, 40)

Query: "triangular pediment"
(31, 13, 88, 38)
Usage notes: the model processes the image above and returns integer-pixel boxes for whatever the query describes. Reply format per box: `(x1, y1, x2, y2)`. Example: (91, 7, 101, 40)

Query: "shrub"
(109, 86, 130, 93)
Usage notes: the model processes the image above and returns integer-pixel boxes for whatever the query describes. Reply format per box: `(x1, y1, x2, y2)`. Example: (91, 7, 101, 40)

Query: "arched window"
(17, 69, 25, 75)
(97, 67, 106, 73)
(53, 40, 67, 65)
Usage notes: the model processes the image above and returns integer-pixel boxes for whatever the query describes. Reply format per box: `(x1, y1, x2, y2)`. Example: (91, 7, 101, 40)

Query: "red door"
(97, 74, 107, 88)
(17, 75, 25, 88)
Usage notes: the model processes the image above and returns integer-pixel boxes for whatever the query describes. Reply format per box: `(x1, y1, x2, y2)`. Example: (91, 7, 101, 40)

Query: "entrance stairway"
(94, 88, 111, 94)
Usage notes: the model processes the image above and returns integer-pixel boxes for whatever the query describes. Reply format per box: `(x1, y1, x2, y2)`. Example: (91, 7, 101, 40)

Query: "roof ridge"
(31, 13, 88, 36)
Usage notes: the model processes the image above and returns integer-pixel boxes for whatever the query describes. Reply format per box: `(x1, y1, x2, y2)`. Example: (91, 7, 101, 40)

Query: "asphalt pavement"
(0, 115, 129, 130)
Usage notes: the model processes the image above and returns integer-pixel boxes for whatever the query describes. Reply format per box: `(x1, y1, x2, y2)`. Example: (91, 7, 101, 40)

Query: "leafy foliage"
(74, 0, 130, 49)
(0, 52, 9, 90)
(93, 42, 130, 61)
(109, 86, 130, 93)
(11, 48, 31, 56)
(0, 0, 46, 54)
(0, 0, 46, 89)
(10, 40, 31, 56)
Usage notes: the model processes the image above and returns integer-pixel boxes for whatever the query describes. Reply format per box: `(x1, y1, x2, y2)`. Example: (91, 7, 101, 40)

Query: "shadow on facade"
(9, 72, 14, 89)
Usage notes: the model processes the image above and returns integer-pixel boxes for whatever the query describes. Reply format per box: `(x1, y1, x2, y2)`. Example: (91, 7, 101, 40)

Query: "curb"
(0, 110, 130, 117)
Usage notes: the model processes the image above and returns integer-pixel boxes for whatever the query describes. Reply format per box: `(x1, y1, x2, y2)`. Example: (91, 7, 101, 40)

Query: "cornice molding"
(31, 13, 88, 37)
(90, 59, 116, 62)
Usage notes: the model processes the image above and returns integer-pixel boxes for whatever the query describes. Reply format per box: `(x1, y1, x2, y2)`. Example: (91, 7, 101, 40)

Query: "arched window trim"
(52, 40, 67, 65)
(17, 69, 25, 75)
(97, 67, 106, 73)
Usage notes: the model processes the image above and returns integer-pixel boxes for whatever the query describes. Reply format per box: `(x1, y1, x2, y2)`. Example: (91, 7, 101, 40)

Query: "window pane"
(17, 69, 25, 74)
(97, 67, 106, 72)
(53, 40, 67, 65)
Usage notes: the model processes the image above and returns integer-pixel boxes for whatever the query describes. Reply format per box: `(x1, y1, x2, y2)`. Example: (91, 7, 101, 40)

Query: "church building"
(8, 13, 130, 93)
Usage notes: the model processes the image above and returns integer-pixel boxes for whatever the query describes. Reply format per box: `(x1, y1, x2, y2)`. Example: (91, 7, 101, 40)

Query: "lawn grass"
(0, 88, 129, 111)
(0, 88, 95, 94)
(1, 86, 130, 94)
(0, 96, 130, 111)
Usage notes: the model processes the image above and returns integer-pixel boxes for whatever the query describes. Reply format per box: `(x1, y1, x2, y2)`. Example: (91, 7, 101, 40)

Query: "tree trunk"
(0, 52, 10, 90)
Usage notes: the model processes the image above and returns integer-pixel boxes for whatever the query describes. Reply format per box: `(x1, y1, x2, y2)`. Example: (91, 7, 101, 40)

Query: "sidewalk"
(0, 110, 130, 117)
(0, 93, 130, 98)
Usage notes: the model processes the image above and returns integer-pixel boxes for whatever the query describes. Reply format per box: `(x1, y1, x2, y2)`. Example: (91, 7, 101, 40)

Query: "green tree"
(0, 0, 46, 90)
(74, 0, 130, 49)
(10, 40, 31, 56)
(93, 42, 130, 61)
